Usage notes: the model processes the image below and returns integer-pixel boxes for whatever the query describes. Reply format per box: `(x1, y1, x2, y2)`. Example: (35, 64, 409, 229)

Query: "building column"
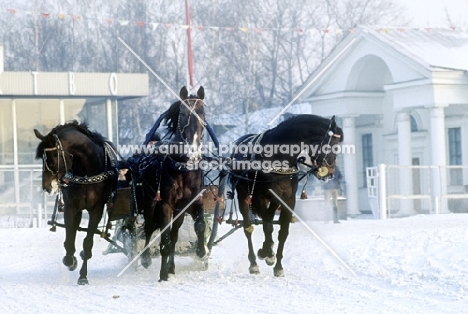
(342, 116, 360, 216)
(429, 106, 448, 212)
(59, 99, 65, 124)
(106, 98, 113, 142)
(397, 111, 415, 215)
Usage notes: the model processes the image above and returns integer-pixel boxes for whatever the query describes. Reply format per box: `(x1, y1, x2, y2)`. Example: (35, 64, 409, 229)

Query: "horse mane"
(163, 101, 181, 135)
(265, 114, 343, 142)
(35, 120, 109, 159)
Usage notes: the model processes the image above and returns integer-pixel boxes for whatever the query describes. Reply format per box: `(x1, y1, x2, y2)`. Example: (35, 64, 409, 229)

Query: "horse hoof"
(257, 249, 275, 266)
(159, 274, 169, 282)
(265, 255, 276, 266)
(274, 268, 285, 277)
(62, 256, 77, 271)
(249, 265, 260, 274)
(141, 255, 152, 269)
(80, 250, 92, 260)
(202, 261, 209, 271)
(197, 245, 210, 261)
(78, 277, 89, 285)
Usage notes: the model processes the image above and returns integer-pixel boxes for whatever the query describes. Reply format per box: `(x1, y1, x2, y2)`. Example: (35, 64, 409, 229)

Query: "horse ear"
(197, 86, 205, 100)
(34, 129, 44, 140)
(180, 86, 188, 99)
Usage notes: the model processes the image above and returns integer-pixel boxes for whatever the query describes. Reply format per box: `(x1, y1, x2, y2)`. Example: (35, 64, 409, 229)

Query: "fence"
(0, 165, 55, 227)
(367, 164, 468, 218)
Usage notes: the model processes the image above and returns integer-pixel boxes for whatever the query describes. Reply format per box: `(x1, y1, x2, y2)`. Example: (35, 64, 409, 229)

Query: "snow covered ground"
(1, 213, 468, 313)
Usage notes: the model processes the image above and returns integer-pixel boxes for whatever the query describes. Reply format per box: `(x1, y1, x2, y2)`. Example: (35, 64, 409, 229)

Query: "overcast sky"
(399, 0, 468, 27)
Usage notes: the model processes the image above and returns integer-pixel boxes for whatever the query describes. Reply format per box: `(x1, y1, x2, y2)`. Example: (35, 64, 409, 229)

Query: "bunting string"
(3, 8, 468, 34)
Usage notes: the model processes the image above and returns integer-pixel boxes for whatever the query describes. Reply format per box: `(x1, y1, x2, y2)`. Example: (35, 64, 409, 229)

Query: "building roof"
(358, 26, 468, 72)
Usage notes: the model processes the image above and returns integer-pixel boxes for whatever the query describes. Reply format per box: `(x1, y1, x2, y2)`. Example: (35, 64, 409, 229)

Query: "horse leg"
(192, 202, 209, 260)
(77, 208, 102, 285)
(257, 202, 277, 266)
(141, 218, 154, 269)
(141, 199, 157, 269)
(62, 209, 81, 271)
(273, 201, 294, 277)
(159, 203, 173, 281)
(167, 212, 185, 275)
(238, 200, 259, 274)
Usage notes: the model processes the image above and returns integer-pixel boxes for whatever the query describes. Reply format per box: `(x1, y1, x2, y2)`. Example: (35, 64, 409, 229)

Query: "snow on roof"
(360, 26, 468, 71)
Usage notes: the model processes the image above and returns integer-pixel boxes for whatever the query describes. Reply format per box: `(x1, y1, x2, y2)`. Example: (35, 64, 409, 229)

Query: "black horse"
(34, 121, 119, 285)
(133, 86, 208, 281)
(228, 114, 343, 277)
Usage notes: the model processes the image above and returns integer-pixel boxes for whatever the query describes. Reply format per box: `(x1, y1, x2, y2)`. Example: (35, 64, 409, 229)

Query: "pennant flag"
(7, 8, 16, 14)
(239, 27, 248, 32)
(71, 15, 80, 21)
(151, 23, 159, 30)
(41, 12, 50, 18)
(119, 20, 130, 26)
(136, 21, 144, 27)
(181, 24, 190, 29)
(57, 13, 65, 19)
(105, 18, 113, 24)
(165, 24, 172, 28)
(196, 25, 204, 30)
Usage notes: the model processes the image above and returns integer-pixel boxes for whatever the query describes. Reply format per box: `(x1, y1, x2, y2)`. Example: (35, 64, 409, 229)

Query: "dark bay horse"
(133, 86, 208, 281)
(228, 114, 343, 277)
(34, 121, 119, 285)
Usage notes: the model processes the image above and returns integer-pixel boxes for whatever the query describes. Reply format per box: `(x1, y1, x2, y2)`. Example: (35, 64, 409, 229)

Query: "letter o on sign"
(109, 73, 118, 95)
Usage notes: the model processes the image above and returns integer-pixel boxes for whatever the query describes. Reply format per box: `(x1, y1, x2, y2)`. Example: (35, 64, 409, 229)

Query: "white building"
(300, 27, 468, 215)
(0, 47, 149, 214)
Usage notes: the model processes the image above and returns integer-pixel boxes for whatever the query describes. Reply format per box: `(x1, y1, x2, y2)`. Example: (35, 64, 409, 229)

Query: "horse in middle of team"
(133, 86, 208, 281)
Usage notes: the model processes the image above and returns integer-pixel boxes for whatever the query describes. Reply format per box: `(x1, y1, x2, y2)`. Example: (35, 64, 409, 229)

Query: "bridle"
(177, 98, 206, 162)
(177, 98, 205, 144)
(299, 120, 341, 179)
(42, 134, 73, 178)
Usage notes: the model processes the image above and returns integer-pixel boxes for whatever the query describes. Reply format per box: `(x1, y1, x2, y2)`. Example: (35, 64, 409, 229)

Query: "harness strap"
(63, 170, 118, 184)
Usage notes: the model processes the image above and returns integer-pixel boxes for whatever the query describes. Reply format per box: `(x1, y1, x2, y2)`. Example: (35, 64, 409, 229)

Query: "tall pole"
(185, 0, 194, 88)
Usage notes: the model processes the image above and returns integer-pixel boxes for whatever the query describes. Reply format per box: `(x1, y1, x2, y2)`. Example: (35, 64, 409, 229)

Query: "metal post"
(378, 163, 387, 219)
(12, 99, 20, 214)
(37, 204, 43, 228)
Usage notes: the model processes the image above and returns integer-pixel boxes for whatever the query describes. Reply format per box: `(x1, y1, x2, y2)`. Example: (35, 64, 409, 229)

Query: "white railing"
(366, 164, 468, 218)
(0, 165, 56, 227)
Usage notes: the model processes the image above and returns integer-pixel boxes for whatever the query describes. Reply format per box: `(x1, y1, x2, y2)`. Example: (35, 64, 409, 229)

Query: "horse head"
(34, 128, 73, 194)
(176, 86, 206, 160)
(311, 115, 344, 181)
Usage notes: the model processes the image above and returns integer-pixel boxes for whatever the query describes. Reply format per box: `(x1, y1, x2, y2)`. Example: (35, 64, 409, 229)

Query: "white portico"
(299, 27, 468, 215)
